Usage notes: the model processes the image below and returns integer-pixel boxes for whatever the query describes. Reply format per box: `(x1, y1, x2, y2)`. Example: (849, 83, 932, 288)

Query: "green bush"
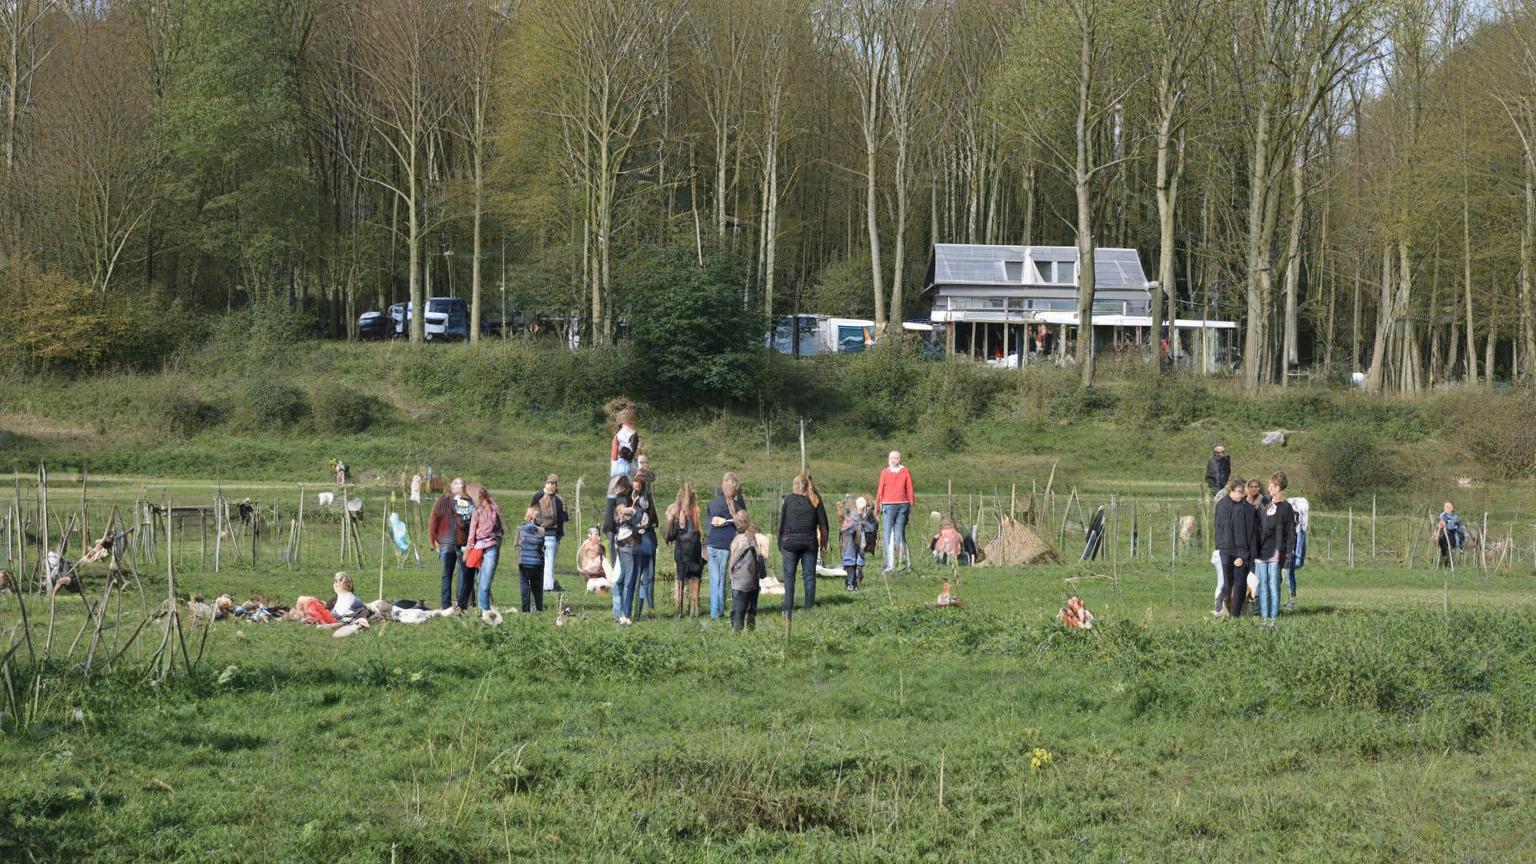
(622, 246, 766, 406)
(1455, 387, 1536, 479)
(161, 392, 224, 438)
(1, 267, 203, 374)
(234, 379, 309, 430)
(1308, 421, 1402, 506)
(1118, 370, 1213, 431)
(310, 385, 384, 434)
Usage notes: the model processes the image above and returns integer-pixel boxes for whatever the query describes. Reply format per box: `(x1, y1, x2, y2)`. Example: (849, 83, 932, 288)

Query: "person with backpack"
(610, 406, 640, 481)
(876, 450, 914, 574)
(665, 482, 704, 618)
(778, 471, 828, 619)
(1213, 478, 1259, 619)
(427, 477, 475, 613)
(1255, 472, 1297, 628)
(1434, 501, 1466, 567)
(705, 472, 747, 621)
(614, 469, 658, 623)
(514, 506, 547, 613)
(466, 486, 505, 617)
(727, 510, 762, 632)
(531, 474, 569, 593)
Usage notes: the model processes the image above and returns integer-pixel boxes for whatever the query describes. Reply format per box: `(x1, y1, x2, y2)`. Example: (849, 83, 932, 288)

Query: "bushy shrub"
(161, 392, 224, 438)
(196, 300, 318, 373)
(1, 267, 203, 374)
(1455, 387, 1536, 479)
(1118, 370, 1213, 430)
(1308, 421, 1401, 506)
(621, 246, 766, 406)
(311, 385, 384, 434)
(234, 379, 309, 429)
(398, 341, 629, 425)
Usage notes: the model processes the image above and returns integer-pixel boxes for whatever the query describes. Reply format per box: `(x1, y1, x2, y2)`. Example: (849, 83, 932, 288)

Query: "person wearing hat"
(531, 474, 569, 593)
(1204, 445, 1231, 499)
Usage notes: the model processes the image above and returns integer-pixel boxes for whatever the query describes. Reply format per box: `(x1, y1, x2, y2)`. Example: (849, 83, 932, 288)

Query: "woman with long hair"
(665, 482, 704, 617)
(466, 485, 505, 616)
(778, 471, 828, 619)
(614, 469, 658, 623)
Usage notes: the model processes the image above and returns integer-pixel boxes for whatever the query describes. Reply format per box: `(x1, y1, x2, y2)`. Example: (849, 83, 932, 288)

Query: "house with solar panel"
(919, 244, 1237, 370)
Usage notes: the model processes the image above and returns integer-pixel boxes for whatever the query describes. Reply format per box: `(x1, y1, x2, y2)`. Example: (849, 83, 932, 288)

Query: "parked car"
(423, 297, 469, 342)
(388, 302, 410, 338)
(357, 311, 387, 341)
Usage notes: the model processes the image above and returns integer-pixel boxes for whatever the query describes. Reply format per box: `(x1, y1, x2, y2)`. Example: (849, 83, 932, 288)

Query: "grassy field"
(3, 492, 1534, 863)
(4, 347, 1534, 861)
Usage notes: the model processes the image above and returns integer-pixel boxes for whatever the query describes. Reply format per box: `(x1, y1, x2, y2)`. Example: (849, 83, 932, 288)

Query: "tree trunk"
(1280, 150, 1306, 380)
(1363, 245, 1392, 392)
(1073, 18, 1096, 389)
(1241, 96, 1272, 392)
(1463, 193, 1477, 385)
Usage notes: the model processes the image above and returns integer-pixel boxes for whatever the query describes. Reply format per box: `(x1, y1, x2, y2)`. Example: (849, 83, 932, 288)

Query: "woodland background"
(3, 0, 1536, 392)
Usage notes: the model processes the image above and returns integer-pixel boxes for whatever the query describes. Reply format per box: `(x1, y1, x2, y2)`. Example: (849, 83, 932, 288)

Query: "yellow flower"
(1030, 747, 1053, 771)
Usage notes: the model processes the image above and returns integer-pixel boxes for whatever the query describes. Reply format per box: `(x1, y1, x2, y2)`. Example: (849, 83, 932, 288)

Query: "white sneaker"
(618, 616, 632, 625)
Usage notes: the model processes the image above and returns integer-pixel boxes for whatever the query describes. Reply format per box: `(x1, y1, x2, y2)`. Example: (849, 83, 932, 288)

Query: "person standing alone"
(1205, 445, 1231, 498)
(876, 451, 914, 574)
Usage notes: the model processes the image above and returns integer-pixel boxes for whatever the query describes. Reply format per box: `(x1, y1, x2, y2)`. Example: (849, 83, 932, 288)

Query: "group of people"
(570, 407, 917, 629)
(1207, 446, 1308, 627)
(427, 473, 569, 622)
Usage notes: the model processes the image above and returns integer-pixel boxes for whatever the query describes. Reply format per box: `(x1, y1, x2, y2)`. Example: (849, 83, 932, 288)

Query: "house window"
(1033, 260, 1074, 284)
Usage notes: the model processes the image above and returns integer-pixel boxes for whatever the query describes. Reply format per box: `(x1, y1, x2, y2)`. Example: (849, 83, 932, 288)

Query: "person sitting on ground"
(515, 506, 547, 613)
(578, 527, 611, 591)
(727, 510, 763, 632)
(932, 518, 966, 564)
(1434, 501, 1466, 567)
(1205, 445, 1231, 497)
(329, 572, 368, 620)
(1057, 596, 1095, 630)
(936, 580, 961, 607)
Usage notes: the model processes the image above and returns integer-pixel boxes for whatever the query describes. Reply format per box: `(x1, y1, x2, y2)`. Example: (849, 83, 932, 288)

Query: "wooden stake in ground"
(379, 492, 391, 600)
(1347, 508, 1355, 568)
(1371, 494, 1377, 560)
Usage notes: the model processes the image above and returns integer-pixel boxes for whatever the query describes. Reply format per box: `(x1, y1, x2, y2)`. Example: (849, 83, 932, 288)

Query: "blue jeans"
(708, 546, 731, 619)
(439, 544, 472, 610)
(1255, 560, 1280, 620)
(1287, 530, 1306, 597)
(475, 545, 500, 611)
(881, 503, 910, 571)
(617, 546, 654, 619)
(543, 535, 560, 591)
(635, 548, 656, 615)
(781, 546, 816, 617)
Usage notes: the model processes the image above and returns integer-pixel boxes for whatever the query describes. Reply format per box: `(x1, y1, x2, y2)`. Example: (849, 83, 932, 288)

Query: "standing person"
(614, 469, 658, 623)
(778, 472, 828, 619)
(1213, 478, 1258, 619)
(631, 469, 660, 617)
(727, 510, 762, 632)
(839, 496, 877, 591)
(665, 483, 704, 618)
(610, 406, 640, 481)
(531, 474, 569, 593)
(514, 506, 546, 613)
(705, 472, 747, 621)
(876, 450, 914, 574)
(1286, 494, 1309, 609)
(428, 477, 475, 612)
(604, 475, 632, 618)
(1246, 478, 1270, 509)
(1434, 501, 1466, 567)
(467, 486, 505, 616)
(1205, 445, 1231, 497)
(1255, 472, 1297, 628)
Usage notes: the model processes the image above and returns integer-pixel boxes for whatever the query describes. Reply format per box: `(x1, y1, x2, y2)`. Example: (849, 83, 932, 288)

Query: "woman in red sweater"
(876, 450, 913, 573)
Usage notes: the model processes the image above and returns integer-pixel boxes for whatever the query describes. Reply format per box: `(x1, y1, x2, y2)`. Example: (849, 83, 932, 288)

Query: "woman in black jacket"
(777, 471, 829, 619)
(665, 482, 704, 618)
(1255, 471, 1298, 627)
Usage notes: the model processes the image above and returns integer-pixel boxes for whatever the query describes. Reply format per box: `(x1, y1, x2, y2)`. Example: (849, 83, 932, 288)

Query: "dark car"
(358, 311, 387, 341)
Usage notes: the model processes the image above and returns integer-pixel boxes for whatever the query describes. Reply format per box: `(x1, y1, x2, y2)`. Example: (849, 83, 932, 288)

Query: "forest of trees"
(3, 0, 1536, 392)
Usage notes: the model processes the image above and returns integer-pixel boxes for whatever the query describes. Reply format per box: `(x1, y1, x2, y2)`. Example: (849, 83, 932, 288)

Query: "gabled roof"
(928, 243, 1149, 291)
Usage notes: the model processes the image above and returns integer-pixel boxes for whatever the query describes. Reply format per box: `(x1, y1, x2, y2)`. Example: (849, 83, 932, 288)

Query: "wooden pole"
(1347, 508, 1355, 568)
(1370, 494, 1377, 560)
(380, 492, 391, 600)
(213, 493, 222, 573)
(296, 484, 305, 567)
(798, 418, 806, 473)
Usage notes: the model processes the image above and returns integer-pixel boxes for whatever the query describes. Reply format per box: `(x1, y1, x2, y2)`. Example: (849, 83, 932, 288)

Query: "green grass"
(3, 505, 1535, 863)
